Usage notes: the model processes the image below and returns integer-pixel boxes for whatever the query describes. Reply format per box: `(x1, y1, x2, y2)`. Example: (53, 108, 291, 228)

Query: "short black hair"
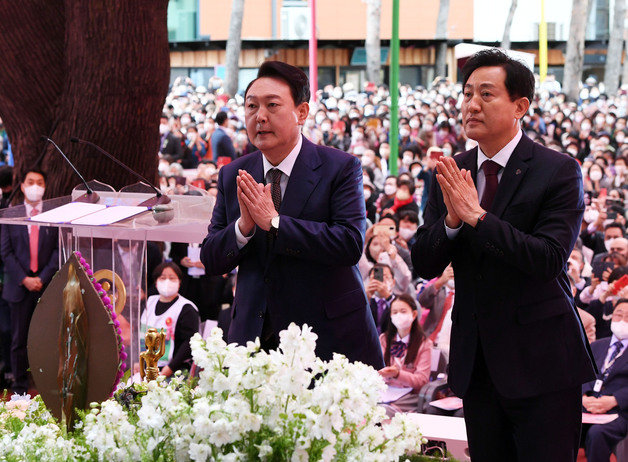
(215, 111, 229, 126)
(462, 48, 535, 104)
(606, 222, 626, 235)
(245, 61, 310, 106)
(23, 168, 47, 184)
(399, 210, 419, 225)
(152, 261, 183, 283)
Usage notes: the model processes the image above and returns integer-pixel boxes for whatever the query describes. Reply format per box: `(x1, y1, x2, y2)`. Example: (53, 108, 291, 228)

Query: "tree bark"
(563, 0, 590, 102)
(0, 0, 170, 198)
(501, 0, 518, 50)
(604, 0, 626, 95)
(225, 0, 246, 98)
(365, 0, 382, 84)
(434, 0, 450, 79)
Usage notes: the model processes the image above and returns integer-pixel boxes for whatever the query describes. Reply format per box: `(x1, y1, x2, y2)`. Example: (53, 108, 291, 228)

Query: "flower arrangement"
(0, 324, 426, 461)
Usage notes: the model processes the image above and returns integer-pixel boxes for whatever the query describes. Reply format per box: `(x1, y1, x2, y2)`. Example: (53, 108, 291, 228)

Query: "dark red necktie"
(268, 168, 282, 212)
(480, 160, 501, 211)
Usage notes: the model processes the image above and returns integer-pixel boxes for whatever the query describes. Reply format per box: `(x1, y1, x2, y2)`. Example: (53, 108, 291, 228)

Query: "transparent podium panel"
(59, 229, 147, 372)
(0, 183, 214, 380)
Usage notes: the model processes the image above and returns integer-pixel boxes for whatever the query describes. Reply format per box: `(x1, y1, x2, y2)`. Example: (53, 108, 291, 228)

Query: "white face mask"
(399, 128, 410, 138)
(611, 320, 628, 340)
(156, 279, 179, 298)
(391, 312, 415, 333)
(605, 239, 614, 252)
(364, 189, 371, 200)
(159, 123, 169, 135)
(589, 170, 603, 182)
(446, 279, 455, 290)
(384, 184, 397, 196)
(399, 227, 417, 241)
(23, 185, 45, 202)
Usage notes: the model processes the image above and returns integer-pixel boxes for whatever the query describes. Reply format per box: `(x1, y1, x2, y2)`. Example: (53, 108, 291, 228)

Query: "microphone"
(70, 137, 170, 207)
(40, 136, 99, 203)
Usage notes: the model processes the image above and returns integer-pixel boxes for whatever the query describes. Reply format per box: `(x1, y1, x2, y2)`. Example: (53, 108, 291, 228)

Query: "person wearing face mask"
(418, 264, 455, 338)
(377, 176, 399, 214)
(581, 299, 628, 462)
(140, 262, 200, 377)
(398, 211, 420, 249)
(1, 169, 58, 394)
(613, 157, 627, 188)
(159, 115, 185, 163)
(378, 294, 433, 417)
(388, 180, 419, 216)
(363, 179, 378, 225)
(184, 126, 207, 168)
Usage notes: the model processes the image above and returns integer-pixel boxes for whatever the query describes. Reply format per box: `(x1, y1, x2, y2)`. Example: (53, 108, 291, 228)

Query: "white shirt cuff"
(235, 218, 254, 249)
(444, 219, 462, 240)
(574, 279, 586, 290)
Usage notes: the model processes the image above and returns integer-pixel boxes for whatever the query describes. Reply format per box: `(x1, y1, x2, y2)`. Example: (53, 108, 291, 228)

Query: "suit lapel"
(279, 137, 322, 218)
(606, 340, 628, 380)
(490, 135, 533, 218)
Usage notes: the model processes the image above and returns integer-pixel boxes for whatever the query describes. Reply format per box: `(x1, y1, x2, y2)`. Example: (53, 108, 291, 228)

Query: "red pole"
(308, 0, 318, 102)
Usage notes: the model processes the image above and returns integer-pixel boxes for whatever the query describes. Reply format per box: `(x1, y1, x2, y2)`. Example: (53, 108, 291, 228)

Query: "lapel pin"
(515, 169, 522, 175)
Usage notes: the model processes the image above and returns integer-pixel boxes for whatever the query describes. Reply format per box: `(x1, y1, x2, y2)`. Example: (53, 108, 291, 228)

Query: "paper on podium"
(71, 205, 149, 225)
(30, 202, 107, 223)
(187, 246, 205, 277)
(582, 413, 619, 425)
(380, 386, 413, 403)
(429, 396, 464, 411)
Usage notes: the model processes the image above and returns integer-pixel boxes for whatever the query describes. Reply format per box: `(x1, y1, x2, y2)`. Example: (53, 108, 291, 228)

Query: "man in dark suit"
(201, 61, 383, 369)
(1, 169, 58, 394)
(582, 298, 628, 462)
(412, 49, 596, 460)
(211, 111, 236, 163)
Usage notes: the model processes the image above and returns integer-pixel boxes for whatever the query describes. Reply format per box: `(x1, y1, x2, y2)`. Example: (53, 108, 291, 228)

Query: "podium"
(0, 182, 214, 371)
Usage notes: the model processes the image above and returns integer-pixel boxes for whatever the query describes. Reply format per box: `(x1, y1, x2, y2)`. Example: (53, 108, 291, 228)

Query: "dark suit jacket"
(201, 136, 384, 369)
(583, 337, 628, 418)
(1, 212, 59, 303)
(412, 134, 596, 399)
(211, 127, 236, 161)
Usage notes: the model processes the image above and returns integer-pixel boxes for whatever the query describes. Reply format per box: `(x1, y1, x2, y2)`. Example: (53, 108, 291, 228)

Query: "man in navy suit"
(582, 299, 628, 462)
(1, 169, 58, 394)
(201, 61, 383, 369)
(211, 111, 236, 163)
(412, 49, 595, 460)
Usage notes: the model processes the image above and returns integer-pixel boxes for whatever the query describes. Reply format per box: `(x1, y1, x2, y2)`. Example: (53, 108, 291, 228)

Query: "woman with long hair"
(379, 293, 433, 416)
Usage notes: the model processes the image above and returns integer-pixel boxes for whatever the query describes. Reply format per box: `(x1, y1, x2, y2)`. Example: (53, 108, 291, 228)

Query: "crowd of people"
(1, 67, 628, 458)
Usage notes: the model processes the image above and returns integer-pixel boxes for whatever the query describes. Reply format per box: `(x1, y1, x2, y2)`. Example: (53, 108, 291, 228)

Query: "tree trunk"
(365, 0, 382, 84)
(225, 0, 246, 98)
(0, 0, 170, 198)
(563, 0, 589, 102)
(434, 0, 450, 79)
(604, 0, 626, 95)
(501, 0, 518, 50)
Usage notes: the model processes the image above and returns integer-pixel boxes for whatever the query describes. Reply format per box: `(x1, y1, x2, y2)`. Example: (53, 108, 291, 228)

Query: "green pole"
(389, 0, 400, 176)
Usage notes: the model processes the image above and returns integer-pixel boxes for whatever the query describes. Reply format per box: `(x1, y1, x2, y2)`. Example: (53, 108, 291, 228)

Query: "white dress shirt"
(25, 201, 43, 235)
(235, 135, 303, 248)
(445, 129, 522, 239)
(603, 335, 628, 371)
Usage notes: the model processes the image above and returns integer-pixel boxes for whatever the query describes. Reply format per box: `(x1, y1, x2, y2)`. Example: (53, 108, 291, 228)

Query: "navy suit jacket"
(201, 136, 384, 369)
(412, 134, 596, 399)
(583, 337, 628, 418)
(211, 127, 236, 161)
(1, 211, 59, 303)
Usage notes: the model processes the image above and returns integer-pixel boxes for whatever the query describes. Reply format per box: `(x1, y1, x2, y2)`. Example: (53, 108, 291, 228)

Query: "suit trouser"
(0, 296, 11, 374)
(583, 416, 628, 462)
(462, 344, 582, 462)
(9, 291, 40, 394)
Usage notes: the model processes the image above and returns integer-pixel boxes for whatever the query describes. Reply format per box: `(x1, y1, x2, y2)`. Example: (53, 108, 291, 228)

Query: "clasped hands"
(435, 157, 485, 228)
(236, 170, 277, 236)
(582, 394, 618, 414)
(23, 276, 43, 292)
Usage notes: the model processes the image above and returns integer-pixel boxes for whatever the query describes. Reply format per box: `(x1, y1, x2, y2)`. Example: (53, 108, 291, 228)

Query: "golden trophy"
(139, 328, 166, 382)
